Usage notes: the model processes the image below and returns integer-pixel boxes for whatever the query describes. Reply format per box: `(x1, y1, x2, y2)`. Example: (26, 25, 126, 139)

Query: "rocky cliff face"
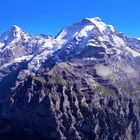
(0, 17, 140, 140)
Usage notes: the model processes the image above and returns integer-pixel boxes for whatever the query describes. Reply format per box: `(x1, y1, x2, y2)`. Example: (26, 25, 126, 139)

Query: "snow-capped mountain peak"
(0, 25, 30, 47)
(55, 17, 125, 56)
(0, 25, 62, 75)
(82, 17, 115, 33)
(6, 25, 22, 38)
(82, 17, 102, 24)
(56, 17, 116, 45)
(10, 25, 21, 32)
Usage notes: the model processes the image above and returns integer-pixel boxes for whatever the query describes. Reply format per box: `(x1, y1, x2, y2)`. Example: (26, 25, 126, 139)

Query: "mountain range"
(0, 17, 140, 140)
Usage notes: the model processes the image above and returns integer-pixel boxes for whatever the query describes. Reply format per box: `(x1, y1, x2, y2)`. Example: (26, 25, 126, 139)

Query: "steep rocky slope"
(0, 17, 140, 140)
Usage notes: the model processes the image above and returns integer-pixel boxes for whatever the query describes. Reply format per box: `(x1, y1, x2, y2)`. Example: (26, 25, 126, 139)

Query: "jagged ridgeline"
(0, 17, 140, 140)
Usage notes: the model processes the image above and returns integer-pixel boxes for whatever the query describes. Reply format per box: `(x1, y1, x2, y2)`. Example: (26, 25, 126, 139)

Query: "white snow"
(28, 50, 53, 72)
(0, 55, 33, 70)
(27, 38, 61, 73)
(41, 39, 60, 50)
(0, 25, 30, 47)
(112, 35, 126, 47)
(11, 25, 22, 39)
(108, 25, 115, 32)
(85, 17, 107, 33)
(0, 43, 5, 48)
(14, 55, 33, 62)
(12, 25, 21, 31)
(56, 23, 84, 43)
(126, 46, 140, 57)
(77, 25, 94, 38)
(56, 17, 118, 50)
(82, 57, 97, 61)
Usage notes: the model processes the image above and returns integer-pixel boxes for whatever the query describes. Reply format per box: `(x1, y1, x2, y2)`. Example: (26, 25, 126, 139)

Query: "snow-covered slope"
(0, 26, 61, 76)
(54, 17, 140, 63)
(0, 25, 30, 51)
(56, 17, 125, 48)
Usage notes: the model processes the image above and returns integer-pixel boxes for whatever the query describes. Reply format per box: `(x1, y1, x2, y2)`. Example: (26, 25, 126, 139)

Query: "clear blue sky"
(0, 0, 140, 37)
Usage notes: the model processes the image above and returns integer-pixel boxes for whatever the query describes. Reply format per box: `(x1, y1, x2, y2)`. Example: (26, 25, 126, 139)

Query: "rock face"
(0, 17, 140, 140)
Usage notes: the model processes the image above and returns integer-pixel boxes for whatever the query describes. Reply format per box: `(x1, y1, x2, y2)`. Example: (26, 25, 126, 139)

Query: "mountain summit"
(0, 25, 28, 46)
(0, 17, 140, 140)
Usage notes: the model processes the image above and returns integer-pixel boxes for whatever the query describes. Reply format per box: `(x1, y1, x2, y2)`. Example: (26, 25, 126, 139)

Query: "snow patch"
(14, 55, 33, 62)
(85, 17, 107, 33)
(77, 25, 94, 38)
(126, 46, 140, 57)
(0, 43, 5, 48)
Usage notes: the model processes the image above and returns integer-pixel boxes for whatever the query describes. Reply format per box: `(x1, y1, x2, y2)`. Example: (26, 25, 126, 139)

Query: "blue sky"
(0, 0, 140, 37)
